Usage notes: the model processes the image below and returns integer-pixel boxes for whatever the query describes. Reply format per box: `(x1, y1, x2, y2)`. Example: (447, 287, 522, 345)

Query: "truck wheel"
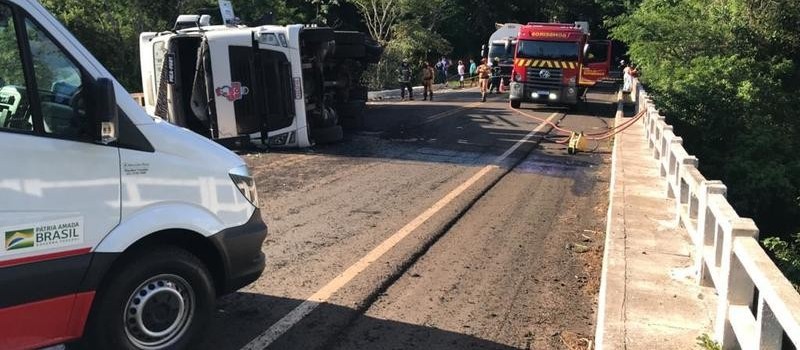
(333, 31, 365, 45)
(337, 100, 366, 129)
(333, 44, 366, 59)
(311, 125, 344, 144)
(336, 100, 366, 118)
(301, 27, 334, 43)
(82, 247, 215, 350)
(510, 100, 521, 109)
(349, 87, 369, 101)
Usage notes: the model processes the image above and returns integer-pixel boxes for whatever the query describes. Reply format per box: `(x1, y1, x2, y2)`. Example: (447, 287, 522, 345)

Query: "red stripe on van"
(0, 291, 95, 350)
(0, 248, 92, 268)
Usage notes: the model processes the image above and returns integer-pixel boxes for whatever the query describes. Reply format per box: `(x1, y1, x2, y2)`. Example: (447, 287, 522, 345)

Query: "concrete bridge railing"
(636, 81, 800, 349)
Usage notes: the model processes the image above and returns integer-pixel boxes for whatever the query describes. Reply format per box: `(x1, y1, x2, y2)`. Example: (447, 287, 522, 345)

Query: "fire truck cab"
(508, 22, 611, 108)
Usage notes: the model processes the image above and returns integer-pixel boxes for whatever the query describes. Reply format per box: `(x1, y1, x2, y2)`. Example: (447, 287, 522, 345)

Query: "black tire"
(336, 100, 366, 118)
(364, 41, 383, 64)
(81, 247, 215, 350)
(333, 31, 365, 45)
(311, 125, 344, 144)
(349, 87, 369, 101)
(510, 100, 521, 109)
(301, 27, 334, 43)
(333, 44, 366, 59)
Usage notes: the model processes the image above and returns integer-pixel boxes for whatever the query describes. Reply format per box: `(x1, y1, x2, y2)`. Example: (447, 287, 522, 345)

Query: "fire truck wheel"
(81, 247, 215, 350)
(510, 100, 521, 109)
(311, 125, 344, 144)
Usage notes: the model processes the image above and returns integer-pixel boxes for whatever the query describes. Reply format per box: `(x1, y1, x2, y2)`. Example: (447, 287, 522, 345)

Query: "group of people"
(397, 57, 504, 102)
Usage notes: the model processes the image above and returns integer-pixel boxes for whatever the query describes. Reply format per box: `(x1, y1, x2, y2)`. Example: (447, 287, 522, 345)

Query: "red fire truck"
(508, 22, 611, 108)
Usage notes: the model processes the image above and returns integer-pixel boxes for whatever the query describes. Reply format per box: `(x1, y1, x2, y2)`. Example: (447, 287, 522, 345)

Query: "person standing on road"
(439, 57, 450, 88)
(489, 57, 502, 94)
(468, 59, 477, 87)
(457, 60, 466, 88)
(622, 63, 637, 93)
(421, 61, 436, 101)
(477, 58, 491, 102)
(398, 60, 414, 101)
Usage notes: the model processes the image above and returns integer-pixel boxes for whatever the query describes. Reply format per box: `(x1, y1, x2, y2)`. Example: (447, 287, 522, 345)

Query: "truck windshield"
(489, 43, 514, 60)
(516, 40, 579, 60)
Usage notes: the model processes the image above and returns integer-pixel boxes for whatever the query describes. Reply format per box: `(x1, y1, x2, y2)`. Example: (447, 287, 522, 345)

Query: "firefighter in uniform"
(422, 61, 436, 101)
(489, 57, 502, 94)
(477, 58, 491, 102)
(398, 60, 414, 100)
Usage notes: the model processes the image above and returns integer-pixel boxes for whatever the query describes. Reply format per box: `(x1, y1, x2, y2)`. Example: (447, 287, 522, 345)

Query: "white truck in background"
(139, 15, 381, 149)
(482, 23, 522, 86)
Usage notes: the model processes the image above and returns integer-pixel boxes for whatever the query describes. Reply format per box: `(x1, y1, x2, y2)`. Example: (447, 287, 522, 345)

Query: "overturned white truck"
(139, 15, 380, 148)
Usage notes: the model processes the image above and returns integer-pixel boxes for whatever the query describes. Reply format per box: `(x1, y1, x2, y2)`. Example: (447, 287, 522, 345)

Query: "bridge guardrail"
(636, 80, 800, 349)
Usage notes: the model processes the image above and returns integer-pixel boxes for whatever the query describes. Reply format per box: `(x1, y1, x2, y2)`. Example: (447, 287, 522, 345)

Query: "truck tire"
(333, 31, 365, 45)
(301, 27, 334, 43)
(81, 247, 215, 350)
(349, 87, 369, 101)
(510, 100, 521, 109)
(332, 44, 366, 59)
(311, 125, 344, 144)
(364, 41, 383, 64)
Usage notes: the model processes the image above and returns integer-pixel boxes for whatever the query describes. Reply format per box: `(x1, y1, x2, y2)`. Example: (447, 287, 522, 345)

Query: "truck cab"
(140, 17, 380, 148)
(0, 1, 266, 349)
(508, 21, 611, 108)
(483, 23, 521, 87)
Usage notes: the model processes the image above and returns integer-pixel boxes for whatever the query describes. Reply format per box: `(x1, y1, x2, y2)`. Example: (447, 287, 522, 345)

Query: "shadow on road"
(198, 292, 519, 350)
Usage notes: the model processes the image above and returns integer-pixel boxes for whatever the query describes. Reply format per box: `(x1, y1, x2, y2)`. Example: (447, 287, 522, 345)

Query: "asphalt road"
(201, 85, 617, 350)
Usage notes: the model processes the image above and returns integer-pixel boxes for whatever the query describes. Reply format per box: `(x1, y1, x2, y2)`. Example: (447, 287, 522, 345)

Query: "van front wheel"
(82, 247, 215, 350)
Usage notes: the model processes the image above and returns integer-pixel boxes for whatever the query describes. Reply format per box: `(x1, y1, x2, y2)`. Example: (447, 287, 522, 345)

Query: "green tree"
(610, 0, 800, 285)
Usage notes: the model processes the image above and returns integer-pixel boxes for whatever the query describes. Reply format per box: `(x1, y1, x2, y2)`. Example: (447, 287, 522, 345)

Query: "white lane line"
(240, 112, 561, 350)
(422, 102, 482, 124)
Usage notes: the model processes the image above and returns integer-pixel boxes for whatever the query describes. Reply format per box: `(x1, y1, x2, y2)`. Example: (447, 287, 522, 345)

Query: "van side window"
(24, 17, 88, 138)
(0, 5, 33, 132)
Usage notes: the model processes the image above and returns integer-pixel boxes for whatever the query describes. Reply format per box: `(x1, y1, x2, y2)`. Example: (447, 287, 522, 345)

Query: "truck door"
(0, 5, 120, 349)
(580, 40, 612, 86)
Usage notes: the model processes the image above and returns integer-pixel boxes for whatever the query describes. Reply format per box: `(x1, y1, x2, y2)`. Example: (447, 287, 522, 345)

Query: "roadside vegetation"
(41, 0, 630, 91)
(610, 0, 800, 287)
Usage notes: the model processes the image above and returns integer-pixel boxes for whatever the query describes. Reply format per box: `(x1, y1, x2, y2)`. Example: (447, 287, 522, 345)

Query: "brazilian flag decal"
(5, 229, 34, 250)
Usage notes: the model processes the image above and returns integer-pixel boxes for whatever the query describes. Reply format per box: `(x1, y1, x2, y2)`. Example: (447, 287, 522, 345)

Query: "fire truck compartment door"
(581, 40, 612, 85)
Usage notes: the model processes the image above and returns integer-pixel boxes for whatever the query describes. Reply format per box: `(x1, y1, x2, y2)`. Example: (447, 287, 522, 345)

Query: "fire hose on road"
(510, 105, 647, 154)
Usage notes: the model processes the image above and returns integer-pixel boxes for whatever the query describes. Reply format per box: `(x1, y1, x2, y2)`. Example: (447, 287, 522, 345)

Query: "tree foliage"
(610, 0, 800, 284)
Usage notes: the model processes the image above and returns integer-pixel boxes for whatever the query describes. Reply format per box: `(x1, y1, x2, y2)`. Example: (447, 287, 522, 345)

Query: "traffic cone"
(500, 78, 506, 93)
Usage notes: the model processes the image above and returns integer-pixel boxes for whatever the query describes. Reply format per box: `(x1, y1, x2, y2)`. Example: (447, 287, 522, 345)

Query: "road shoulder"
(595, 96, 717, 349)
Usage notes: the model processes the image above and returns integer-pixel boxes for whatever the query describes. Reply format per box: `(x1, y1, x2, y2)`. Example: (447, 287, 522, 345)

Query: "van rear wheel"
(82, 247, 214, 350)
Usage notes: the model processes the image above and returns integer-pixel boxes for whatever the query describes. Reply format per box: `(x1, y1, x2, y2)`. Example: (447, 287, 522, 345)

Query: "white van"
(0, 1, 267, 349)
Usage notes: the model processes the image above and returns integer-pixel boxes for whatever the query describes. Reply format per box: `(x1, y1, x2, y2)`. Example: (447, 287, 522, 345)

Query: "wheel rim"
(123, 274, 195, 349)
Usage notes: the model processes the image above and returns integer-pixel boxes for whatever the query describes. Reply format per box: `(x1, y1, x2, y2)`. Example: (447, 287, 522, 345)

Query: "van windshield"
(516, 40, 579, 60)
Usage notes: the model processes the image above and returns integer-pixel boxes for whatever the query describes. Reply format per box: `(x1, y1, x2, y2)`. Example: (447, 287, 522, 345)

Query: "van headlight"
(229, 165, 259, 207)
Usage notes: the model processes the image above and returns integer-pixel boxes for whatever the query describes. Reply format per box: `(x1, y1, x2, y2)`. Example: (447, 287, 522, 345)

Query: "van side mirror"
(93, 78, 118, 144)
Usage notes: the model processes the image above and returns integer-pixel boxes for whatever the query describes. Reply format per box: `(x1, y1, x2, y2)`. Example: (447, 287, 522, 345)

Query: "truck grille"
(525, 68, 562, 90)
